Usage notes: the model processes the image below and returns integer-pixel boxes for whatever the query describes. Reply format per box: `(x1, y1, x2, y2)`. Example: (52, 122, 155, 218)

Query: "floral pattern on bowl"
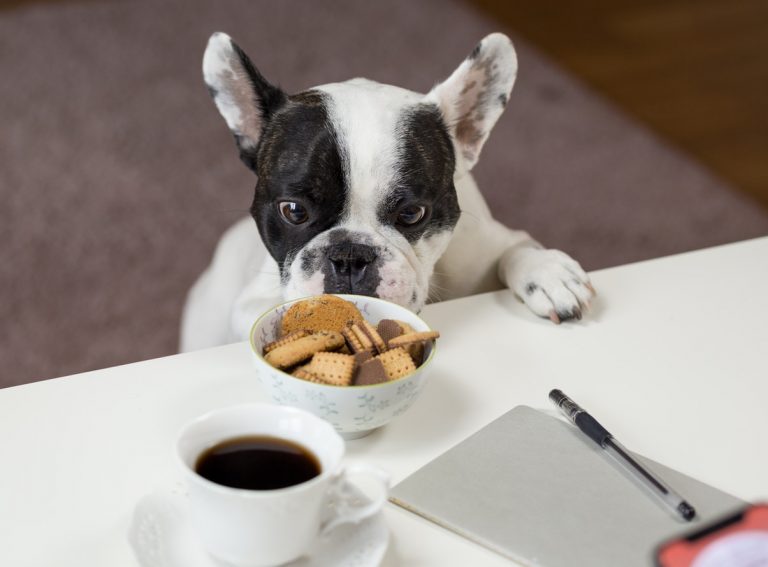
(249, 295, 436, 439)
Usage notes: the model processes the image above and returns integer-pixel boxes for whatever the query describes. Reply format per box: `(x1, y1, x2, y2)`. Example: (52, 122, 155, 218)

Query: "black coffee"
(195, 435, 321, 490)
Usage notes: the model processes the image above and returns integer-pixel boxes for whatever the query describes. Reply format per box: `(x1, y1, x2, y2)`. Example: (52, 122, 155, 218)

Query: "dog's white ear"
(426, 33, 517, 171)
(203, 32, 286, 172)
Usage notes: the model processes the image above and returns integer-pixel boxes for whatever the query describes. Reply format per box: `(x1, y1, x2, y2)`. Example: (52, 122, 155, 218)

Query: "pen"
(548, 389, 696, 522)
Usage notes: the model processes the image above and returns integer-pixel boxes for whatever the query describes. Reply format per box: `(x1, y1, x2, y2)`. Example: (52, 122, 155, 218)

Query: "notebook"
(390, 406, 742, 566)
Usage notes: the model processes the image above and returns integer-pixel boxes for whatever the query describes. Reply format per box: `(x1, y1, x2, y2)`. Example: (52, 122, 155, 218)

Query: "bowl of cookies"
(249, 294, 439, 439)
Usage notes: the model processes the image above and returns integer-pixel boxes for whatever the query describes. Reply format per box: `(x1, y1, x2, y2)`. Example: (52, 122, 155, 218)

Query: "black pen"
(549, 389, 696, 522)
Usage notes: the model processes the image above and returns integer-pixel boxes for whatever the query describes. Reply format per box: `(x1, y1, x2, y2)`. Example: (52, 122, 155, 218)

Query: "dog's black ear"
(426, 33, 517, 171)
(203, 32, 287, 172)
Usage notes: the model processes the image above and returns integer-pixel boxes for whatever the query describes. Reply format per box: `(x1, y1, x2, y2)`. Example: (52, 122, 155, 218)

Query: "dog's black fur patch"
(380, 103, 460, 243)
(250, 90, 347, 278)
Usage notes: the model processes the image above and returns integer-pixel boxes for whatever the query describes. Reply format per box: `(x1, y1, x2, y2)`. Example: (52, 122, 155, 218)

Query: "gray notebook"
(390, 406, 742, 566)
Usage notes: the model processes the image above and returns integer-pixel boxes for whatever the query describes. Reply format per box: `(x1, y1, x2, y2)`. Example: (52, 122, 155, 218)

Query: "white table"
(1, 237, 767, 566)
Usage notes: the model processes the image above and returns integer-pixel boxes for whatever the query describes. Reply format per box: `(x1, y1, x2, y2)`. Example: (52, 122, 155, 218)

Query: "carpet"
(1, 0, 766, 387)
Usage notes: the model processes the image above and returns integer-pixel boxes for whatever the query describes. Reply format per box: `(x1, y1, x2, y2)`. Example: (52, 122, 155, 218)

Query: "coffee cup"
(176, 403, 390, 566)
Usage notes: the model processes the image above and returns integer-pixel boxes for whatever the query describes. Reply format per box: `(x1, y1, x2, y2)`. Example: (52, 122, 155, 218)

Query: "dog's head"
(202, 32, 517, 311)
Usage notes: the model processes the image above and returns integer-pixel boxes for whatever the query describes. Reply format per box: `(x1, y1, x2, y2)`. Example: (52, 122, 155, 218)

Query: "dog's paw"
(508, 248, 595, 323)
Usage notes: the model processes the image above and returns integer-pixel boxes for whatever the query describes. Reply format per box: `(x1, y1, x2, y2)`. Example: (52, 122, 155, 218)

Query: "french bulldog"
(180, 32, 594, 351)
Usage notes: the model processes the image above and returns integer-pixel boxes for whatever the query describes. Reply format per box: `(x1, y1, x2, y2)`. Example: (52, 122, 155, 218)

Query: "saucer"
(128, 481, 389, 567)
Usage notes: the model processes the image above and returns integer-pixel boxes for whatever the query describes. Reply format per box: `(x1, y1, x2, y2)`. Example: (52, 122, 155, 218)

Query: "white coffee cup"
(176, 403, 390, 566)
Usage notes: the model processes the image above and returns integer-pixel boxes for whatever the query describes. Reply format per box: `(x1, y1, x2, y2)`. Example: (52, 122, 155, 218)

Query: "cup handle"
(320, 463, 390, 536)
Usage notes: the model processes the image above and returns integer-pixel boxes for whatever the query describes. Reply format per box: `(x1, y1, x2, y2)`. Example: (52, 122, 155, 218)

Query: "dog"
(180, 32, 594, 351)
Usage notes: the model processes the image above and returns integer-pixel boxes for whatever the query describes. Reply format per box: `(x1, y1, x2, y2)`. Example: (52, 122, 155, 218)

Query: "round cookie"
(280, 295, 364, 336)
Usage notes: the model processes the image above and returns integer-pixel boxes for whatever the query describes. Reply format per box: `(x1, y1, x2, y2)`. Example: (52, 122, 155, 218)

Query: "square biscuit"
(308, 352, 356, 386)
(377, 347, 417, 381)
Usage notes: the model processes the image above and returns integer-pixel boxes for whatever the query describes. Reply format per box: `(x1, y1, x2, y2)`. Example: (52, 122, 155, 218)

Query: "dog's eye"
(278, 201, 309, 225)
(396, 205, 426, 226)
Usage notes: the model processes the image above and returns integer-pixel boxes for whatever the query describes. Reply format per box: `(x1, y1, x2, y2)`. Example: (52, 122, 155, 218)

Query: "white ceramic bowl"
(249, 295, 436, 439)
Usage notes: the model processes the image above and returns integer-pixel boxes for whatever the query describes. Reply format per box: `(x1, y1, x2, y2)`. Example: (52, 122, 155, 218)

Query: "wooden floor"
(470, 0, 768, 209)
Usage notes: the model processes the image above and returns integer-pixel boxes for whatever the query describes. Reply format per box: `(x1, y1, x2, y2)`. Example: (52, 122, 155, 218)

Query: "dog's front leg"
(499, 239, 595, 323)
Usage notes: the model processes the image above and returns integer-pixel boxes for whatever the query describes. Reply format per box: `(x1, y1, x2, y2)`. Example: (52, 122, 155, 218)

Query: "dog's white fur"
(180, 33, 593, 352)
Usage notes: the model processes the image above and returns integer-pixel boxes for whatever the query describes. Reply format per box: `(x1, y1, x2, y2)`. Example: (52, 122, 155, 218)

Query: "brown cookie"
(353, 350, 373, 367)
(354, 357, 389, 386)
(377, 347, 417, 381)
(376, 319, 405, 344)
(393, 320, 416, 334)
(280, 295, 363, 335)
(263, 330, 309, 355)
(350, 350, 373, 384)
(307, 352, 355, 386)
(264, 331, 344, 369)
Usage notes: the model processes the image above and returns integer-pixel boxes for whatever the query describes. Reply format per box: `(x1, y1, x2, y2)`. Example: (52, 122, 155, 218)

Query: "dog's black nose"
(325, 242, 378, 291)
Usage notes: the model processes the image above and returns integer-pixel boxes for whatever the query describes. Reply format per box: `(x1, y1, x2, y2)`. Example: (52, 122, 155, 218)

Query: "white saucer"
(128, 481, 389, 567)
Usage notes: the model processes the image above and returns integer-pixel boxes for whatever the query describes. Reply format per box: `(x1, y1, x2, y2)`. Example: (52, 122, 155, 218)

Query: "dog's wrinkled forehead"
(257, 79, 458, 239)
(313, 80, 426, 215)
(324, 81, 460, 236)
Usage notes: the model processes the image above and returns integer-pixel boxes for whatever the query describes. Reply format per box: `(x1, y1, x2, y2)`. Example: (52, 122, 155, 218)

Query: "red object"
(656, 504, 768, 566)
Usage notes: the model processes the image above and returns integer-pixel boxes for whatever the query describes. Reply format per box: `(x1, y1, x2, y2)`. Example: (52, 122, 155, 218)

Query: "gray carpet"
(1, 0, 766, 388)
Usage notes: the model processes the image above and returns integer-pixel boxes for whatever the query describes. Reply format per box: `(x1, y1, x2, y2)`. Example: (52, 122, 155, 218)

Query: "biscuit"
(376, 319, 404, 344)
(353, 350, 373, 367)
(350, 323, 375, 352)
(354, 357, 389, 386)
(290, 363, 310, 375)
(263, 330, 309, 354)
(387, 330, 440, 349)
(377, 347, 417, 381)
(307, 352, 355, 386)
(393, 320, 416, 334)
(264, 331, 344, 369)
(350, 350, 373, 384)
(280, 295, 363, 335)
(390, 322, 429, 364)
(292, 367, 324, 384)
(358, 320, 387, 353)
(341, 326, 367, 353)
